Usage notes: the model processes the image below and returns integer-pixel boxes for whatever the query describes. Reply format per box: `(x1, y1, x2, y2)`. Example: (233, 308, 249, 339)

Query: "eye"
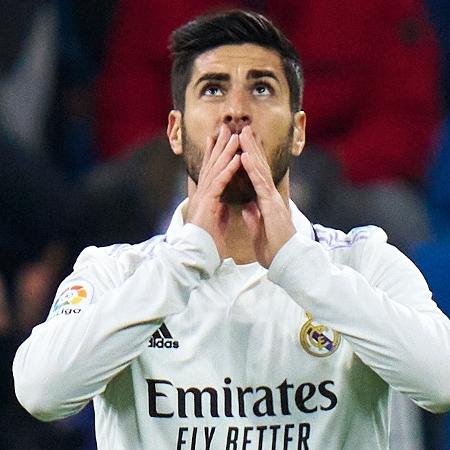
(253, 84, 272, 96)
(202, 85, 224, 97)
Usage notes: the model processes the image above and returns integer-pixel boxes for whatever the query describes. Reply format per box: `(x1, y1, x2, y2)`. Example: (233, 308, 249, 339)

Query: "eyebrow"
(194, 73, 230, 87)
(246, 69, 280, 84)
(194, 70, 280, 87)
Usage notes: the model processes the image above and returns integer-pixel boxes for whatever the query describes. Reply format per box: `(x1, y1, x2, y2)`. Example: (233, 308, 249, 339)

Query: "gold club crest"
(300, 312, 341, 357)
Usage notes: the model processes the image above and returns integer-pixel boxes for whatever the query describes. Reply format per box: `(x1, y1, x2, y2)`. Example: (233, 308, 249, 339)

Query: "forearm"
(13, 224, 219, 421)
(268, 231, 450, 413)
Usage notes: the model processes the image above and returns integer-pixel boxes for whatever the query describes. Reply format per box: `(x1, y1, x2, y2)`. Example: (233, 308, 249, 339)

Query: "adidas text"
(148, 337, 179, 349)
(148, 323, 180, 349)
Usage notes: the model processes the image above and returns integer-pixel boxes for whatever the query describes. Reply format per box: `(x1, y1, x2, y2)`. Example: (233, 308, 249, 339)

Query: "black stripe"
(152, 329, 163, 339)
(159, 323, 172, 339)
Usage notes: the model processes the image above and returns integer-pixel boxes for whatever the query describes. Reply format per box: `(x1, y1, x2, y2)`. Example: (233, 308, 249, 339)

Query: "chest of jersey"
(137, 277, 334, 447)
(101, 264, 388, 449)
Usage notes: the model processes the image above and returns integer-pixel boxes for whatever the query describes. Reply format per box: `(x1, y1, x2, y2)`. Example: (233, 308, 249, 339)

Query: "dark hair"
(169, 9, 303, 113)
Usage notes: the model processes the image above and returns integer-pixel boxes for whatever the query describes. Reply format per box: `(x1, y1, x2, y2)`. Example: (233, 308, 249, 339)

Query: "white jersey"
(13, 200, 450, 450)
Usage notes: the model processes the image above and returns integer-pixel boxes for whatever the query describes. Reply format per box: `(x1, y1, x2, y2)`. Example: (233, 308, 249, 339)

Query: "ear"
(167, 110, 183, 155)
(291, 111, 306, 157)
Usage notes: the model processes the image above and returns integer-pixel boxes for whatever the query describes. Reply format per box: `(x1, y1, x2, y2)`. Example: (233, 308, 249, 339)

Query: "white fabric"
(13, 200, 450, 449)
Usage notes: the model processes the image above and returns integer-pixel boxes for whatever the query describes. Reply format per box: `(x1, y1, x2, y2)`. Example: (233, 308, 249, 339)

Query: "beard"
(181, 123, 294, 205)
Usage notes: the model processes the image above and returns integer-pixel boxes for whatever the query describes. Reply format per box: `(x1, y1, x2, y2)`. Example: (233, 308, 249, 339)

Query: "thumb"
(241, 201, 262, 243)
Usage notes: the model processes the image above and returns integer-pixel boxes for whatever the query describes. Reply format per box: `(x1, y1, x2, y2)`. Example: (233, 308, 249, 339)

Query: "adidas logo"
(148, 323, 179, 349)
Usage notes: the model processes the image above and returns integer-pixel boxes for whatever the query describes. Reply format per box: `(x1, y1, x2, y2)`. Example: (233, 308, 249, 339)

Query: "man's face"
(170, 43, 304, 204)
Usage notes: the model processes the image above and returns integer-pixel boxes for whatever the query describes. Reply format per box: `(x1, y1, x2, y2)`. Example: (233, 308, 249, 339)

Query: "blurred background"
(1, 0, 449, 449)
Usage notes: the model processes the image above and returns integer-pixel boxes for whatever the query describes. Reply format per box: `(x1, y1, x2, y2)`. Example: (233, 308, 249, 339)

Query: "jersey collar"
(166, 198, 315, 243)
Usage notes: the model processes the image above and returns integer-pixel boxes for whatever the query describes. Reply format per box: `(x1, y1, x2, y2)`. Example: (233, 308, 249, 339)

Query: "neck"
(186, 174, 291, 265)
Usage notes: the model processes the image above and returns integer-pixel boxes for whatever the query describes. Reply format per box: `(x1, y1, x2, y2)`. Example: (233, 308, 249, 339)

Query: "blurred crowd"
(1, 0, 449, 449)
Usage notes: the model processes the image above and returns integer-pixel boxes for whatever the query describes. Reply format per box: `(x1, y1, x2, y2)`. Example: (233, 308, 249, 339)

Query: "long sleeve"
(13, 224, 220, 421)
(267, 229, 450, 413)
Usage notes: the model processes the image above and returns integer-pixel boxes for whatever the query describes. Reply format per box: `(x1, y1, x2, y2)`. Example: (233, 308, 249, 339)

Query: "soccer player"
(13, 10, 450, 449)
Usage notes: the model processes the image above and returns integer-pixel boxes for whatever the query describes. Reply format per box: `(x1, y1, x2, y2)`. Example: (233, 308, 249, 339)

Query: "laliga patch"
(48, 281, 93, 319)
(300, 312, 341, 357)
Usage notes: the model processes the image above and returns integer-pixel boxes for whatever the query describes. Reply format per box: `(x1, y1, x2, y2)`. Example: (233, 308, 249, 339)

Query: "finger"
(209, 124, 232, 166)
(199, 136, 214, 174)
(239, 125, 279, 200)
(214, 133, 240, 172)
(198, 135, 215, 183)
(239, 126, 266, 163)
(239, 127, 273, 189)
(217, 202, 229, 236)
(254, 132, 264, 150)
(210, 153, 242, 196)
(240, 151, 273, 198)
(201, 133, 239, 188)
(200, 126, 233, 183)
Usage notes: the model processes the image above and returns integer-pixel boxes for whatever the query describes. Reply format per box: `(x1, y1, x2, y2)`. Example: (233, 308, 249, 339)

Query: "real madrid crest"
(300, 312, 341, 357)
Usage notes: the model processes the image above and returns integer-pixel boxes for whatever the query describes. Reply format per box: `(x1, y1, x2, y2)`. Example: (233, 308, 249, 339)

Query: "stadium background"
(0, 1, 449, 448)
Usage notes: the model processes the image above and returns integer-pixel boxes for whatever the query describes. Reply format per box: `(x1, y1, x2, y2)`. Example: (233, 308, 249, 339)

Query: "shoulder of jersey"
(73, 235, 166, 272)
(313, 224, 388, 251)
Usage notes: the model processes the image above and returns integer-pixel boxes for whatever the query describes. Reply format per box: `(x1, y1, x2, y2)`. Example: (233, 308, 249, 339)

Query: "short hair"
(169, 9, 303, 113)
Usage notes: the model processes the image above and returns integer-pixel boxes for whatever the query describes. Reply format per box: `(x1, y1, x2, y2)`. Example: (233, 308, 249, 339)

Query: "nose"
(222, 88, 251, 133)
